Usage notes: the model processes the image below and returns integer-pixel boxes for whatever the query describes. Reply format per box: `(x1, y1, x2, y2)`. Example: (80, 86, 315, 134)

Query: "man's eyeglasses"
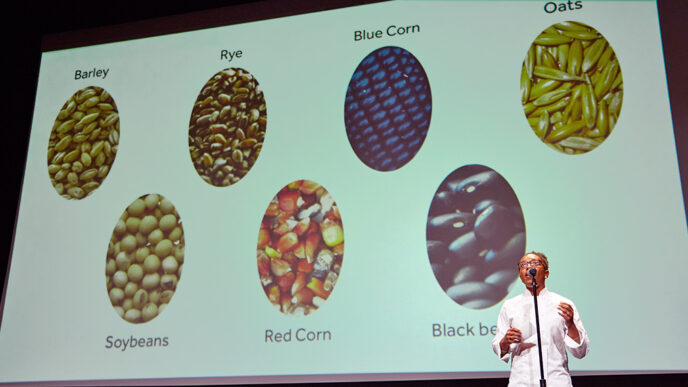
(519, 260, 543, 269)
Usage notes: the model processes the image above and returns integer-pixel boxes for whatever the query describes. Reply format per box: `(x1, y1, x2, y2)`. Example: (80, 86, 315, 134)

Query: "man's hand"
(499, 328, 522, 357)
(557, 302, 575, 325)
(558, 302, 581, 343)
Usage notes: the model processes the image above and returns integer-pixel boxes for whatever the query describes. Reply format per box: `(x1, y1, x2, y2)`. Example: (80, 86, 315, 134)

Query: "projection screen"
(1, 0, 686, 385)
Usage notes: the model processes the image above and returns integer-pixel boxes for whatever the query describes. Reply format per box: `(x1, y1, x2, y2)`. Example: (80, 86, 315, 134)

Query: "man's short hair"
(523, 251, 549, 271)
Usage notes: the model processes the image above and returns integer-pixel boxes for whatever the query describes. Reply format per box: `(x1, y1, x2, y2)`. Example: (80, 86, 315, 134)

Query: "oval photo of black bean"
(427, 165, 526, 309)
(344, 46, 431, 172)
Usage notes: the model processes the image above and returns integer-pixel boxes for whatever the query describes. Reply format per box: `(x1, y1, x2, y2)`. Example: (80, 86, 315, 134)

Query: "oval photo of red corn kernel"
(257, 180, 344, 315)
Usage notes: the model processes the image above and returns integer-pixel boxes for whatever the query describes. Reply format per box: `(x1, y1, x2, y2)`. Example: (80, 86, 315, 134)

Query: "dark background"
(1, 0, 686, 386)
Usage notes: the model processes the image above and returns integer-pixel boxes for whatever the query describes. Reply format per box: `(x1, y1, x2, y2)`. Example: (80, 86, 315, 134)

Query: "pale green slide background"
(0, 0, 686, 383)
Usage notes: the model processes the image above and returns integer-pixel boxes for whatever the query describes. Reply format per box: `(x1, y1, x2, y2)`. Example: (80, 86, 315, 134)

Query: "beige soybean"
(148, 229, 164, 245)
(47, 86, 119, 199)
(128, 264, 144, 282)
(521, 21, 623, 154)
(142, 303, 158, 322)
(144, 254, 161, 273)
(188, 68, 267, 187)
(161, 256, 178, 274)
(106, 193, 185, 324)
(122, 298, 134, 312)
(124, 282, 138, 298)
(139, 215, 158, 234)
(124, 309, 141, 323)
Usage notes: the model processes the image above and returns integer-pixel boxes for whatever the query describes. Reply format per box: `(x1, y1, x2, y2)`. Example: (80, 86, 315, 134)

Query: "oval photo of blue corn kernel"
(427, 165, 526, 309)
(345, 46, 431, 171)
(521, 21, 623, 154)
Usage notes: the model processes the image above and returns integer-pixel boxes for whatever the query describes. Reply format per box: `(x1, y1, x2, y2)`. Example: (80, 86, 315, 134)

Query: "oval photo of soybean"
(47, 86, 120, 199)
(188, 68, 267, 187)
(257, 180, 344, 316)
(344, 46, 431, 171)
(427, 165, 526, 309)
(106, 194, 185, 323)
(521, 21, 623, 154)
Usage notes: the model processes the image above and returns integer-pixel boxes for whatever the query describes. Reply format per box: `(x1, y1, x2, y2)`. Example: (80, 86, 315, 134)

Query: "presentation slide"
(1, 0, 686, 384)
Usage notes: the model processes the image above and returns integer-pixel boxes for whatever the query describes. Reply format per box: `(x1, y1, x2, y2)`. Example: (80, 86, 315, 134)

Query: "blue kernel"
(362, 95, 376, 106)
(401, 129, 416, 140)
(377, 119, 391, 131)
(408, 137, 422, 148)
(355, 78, 369, 88)
(383, 96, 397, 108)
(372, 70, 386, 81)
(396, 151, 411, 163)
(365, 63, 380, 74)
(372, 110, 386, 122)
(386, 136, 400, 146)
(373, 81, 388, 91)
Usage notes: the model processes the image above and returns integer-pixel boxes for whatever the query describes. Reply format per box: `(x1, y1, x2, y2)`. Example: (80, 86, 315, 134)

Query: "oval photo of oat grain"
(521, 21, 623, 154)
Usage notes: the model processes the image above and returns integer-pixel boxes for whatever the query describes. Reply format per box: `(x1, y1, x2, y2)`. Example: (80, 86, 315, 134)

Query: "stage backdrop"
(1, 0, 686, 384)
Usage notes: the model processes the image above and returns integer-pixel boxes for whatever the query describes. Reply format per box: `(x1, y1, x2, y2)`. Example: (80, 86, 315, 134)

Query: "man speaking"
(492, 252, 590, 386)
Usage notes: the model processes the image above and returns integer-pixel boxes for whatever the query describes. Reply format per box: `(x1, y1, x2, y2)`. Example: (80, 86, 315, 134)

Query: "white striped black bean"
(427, 212, 476, 241)
(484, 270, 518, 290)
(446, 282, 505, 305)
(485, 233, 526, 269)
(473, 205, 520, 246)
